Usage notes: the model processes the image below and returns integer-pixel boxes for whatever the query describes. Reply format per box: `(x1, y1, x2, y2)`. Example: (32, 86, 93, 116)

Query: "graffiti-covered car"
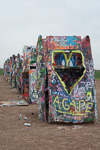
(16, 54, 23, 94)
(29, 48, 38, 104)
(36, 35, 97, 123)
(22, 45, 38, 103)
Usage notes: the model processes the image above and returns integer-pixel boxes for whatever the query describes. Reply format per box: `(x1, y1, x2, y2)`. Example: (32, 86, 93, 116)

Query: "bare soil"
(0, 76, 100, 150)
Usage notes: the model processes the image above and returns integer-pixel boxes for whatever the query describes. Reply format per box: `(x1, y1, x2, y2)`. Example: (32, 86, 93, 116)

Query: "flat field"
(0, 69, 3, 76)
(0, 76, 100, 150)
(95, 70, 100, 79)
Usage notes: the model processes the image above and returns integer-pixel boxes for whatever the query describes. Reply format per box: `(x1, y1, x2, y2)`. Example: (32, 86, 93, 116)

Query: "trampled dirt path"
(0, 76, 100, 150)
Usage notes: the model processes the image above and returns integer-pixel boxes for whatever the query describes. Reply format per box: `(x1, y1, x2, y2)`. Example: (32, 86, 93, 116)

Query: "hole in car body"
(52, 50, 85, 94)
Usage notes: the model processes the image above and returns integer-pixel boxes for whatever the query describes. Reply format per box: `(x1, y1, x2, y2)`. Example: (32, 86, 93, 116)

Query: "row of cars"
(4, 35, 98, 123)
(4, 45, 37, 104)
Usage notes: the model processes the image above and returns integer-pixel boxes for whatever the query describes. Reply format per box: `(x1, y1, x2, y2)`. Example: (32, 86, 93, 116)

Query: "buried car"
(36, 35, 97, 123)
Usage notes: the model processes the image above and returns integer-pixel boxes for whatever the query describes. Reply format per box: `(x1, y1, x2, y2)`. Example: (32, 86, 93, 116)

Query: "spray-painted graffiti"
(36, 35, 97, 123)
(53, 95, 93, 115)
(3, 35, 97, 124)
(29, 70, 38, 103)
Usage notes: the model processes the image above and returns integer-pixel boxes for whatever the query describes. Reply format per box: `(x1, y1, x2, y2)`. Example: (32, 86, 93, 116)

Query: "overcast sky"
(0, 0, 100, 69)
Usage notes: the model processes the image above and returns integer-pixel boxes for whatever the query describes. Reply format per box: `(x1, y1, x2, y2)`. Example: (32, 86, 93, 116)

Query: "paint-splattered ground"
(0, 76, 100, 150)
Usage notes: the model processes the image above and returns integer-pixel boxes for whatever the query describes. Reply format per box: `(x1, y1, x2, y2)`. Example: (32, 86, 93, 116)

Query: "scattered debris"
(31, 113, 34, 115)
(24, 123, 31, 127)
(0, 99, 28, 106)
(10, 100, 14, 102)
(72, 125, 82, 130)
(19, 114, 22, 120)
(24, 117, 28, 120)
(57, 126, 66, 130)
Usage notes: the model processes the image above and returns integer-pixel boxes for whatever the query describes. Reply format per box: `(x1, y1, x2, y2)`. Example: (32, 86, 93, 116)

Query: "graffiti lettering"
(53, 96, 93, 115)
(86, 102, 93, 113)
(79, 100, 85, 112)
(62, 98, 70, 111)
(53, 95, 61, 110)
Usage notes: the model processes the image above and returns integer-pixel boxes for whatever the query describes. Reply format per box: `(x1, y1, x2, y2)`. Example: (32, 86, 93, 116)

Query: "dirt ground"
(0, 76, 100, 150)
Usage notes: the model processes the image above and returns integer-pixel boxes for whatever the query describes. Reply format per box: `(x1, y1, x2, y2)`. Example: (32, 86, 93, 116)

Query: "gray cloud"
(0, 0, 100, 69)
